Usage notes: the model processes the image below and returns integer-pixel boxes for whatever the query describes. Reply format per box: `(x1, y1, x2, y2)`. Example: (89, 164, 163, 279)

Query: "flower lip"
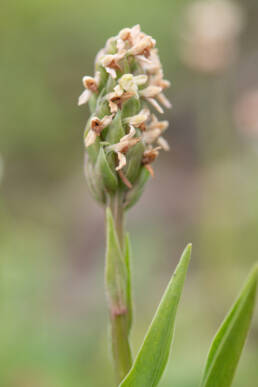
(91, 115, 113, 134)
(83, 76, 98, 92)
(106, 125, 140, 170)
(142, 146, 161, 165)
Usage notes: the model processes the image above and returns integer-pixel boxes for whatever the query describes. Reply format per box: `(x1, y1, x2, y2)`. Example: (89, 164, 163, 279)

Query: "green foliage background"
(1, 0, 258, 386)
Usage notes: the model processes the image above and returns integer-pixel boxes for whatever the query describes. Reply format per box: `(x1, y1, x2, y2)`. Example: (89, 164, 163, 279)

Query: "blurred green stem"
(108, 193, 132, 384)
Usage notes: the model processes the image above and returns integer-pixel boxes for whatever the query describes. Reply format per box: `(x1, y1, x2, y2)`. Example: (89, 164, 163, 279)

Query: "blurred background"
(1, 0, 258, 386)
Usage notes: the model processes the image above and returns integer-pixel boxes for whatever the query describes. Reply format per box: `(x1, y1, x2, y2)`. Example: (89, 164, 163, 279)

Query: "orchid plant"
(78, 25, 257, 387)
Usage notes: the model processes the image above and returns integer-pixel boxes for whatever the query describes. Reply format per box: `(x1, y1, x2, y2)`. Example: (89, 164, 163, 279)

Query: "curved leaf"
(119, 244, 192, 387)
(201, 264, 257, 387)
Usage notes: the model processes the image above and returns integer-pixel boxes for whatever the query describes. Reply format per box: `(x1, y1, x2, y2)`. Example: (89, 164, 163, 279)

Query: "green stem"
(108, 193, 132, 384)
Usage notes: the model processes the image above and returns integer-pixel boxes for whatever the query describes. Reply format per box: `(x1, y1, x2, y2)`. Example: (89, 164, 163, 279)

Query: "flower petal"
(78, 89, 91, 106)
(116, 152, 127, 170)
(85, 130, 97, 147)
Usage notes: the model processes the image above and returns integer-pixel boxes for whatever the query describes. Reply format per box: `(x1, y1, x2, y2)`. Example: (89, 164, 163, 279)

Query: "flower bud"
(78, 25, 171, 208)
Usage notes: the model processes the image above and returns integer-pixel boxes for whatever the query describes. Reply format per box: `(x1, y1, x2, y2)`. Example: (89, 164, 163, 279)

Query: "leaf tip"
(248, 263, 258, 288)
(186, 242, 192, 252)
(182, 243, 192, 263)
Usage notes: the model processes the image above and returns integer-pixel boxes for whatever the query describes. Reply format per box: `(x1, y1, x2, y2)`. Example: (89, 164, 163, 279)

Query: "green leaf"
(95, 147, 118, 193)
(105, 208, 127, 313)
(200, 264, 258, 387)
(124, 233, 133, 333)
(119, 244, 192, 387)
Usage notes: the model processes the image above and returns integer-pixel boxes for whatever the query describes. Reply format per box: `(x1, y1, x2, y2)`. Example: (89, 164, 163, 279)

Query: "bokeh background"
(1, 0, 258, 386)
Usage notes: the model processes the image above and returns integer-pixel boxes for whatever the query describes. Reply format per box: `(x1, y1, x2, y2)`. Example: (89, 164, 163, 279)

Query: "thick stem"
(108, 193, 132, 384)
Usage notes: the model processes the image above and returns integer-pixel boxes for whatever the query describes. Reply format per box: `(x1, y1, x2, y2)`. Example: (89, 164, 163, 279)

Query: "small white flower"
(100, 52, 126, 79)
(157, 136, 170, 151)
(119, 28, 132, 41)
(147, 98, 164, 114)
(142, 128, 162, 145)
(128, 35, 156, 56)
(140, 49, 161, 73)
(78, 89, 91, 106)
(85, 115, 113, 147)
(107, 79, 136, 113)
(135, 55, 152, 66)
(78, 72, 100, 106)
(106, 74, 145, 113)
(84, 129, 98, 148)
(123, 108, 150, 127)
(113, 84, 124, 97)
(130, 24, 141, 40)
(118, 74, 138, 95)
(157, 93, 172, 109)
(148, 114, 169, 131)
(140, 85, 162, 98)
(106, 125, 139, 170)
(134, 74, 148, 86)
(142, 114, 169, 149)
(117, 38, 125, 52)
(142, 146, 161, 165)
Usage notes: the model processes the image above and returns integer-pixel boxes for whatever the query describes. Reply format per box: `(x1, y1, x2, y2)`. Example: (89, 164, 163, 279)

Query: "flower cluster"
(79, 25, 171, 206)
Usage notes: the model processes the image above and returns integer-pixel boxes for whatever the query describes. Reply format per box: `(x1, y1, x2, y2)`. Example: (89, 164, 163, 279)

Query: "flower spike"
(79, 25, 171, 207)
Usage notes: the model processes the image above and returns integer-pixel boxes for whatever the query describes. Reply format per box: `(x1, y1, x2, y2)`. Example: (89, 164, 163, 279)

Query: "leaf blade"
(119, 243, 192, 387)
(201, 264, 257, 387)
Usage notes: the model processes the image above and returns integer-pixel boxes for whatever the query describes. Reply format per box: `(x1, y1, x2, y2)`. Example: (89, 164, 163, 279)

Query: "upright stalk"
(79, 24, 172, 386)
(107, 193, 132, 384)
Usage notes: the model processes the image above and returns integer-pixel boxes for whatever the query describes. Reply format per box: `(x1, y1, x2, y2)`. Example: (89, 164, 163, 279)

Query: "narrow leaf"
(201, 264, 257, 387)
(119, 244, 192, 387)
